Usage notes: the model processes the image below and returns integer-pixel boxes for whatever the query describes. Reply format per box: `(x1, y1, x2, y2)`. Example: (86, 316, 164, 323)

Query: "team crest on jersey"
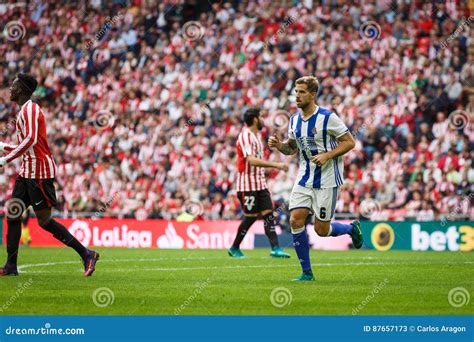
(312, 127, 317, 134)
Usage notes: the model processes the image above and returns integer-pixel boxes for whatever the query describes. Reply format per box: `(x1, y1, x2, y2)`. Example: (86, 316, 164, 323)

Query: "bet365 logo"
(412, 224, 474, 251)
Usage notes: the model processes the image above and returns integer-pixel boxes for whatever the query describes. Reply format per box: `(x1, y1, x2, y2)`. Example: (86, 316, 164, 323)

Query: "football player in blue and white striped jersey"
(269, 76, 363, 281)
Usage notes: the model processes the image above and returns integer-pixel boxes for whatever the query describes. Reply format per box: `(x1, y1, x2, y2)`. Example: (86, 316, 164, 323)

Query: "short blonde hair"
(295, 76, 319, 94)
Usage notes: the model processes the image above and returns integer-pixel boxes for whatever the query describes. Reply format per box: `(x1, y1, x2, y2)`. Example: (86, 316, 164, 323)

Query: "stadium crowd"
(0, 0, 472, 223)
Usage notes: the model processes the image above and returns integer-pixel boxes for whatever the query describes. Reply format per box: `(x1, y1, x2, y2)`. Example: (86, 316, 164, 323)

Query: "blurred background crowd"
(0, 0, 472, 224)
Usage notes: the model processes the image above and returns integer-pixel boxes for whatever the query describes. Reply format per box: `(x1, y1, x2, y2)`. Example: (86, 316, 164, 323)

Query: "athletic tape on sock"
(291, 226, 305, 234)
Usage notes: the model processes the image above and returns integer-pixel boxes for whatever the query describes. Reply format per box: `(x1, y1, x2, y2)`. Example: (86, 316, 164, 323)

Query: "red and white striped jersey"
(235, 127, 267, 192)
(3, 100, 57, 179)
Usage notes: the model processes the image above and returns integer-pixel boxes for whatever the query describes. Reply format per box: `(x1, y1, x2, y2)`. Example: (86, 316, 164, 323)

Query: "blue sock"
(292, 229, 312, 272)
(330, 221, 353, 236)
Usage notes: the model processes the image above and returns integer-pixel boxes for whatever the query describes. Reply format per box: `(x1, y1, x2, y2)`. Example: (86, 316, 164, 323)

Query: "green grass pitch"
(0, 247, 472, 315)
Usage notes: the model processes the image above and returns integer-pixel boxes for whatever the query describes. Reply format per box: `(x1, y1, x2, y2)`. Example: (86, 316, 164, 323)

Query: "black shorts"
(237, 189, 273, 215)
(10, 176, 58, 213)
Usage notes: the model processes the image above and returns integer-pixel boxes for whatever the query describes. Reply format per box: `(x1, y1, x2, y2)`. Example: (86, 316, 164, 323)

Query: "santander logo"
(186, 223, 254, 249)
(156, 223, 185, 248)
(156, 222, 254, 249)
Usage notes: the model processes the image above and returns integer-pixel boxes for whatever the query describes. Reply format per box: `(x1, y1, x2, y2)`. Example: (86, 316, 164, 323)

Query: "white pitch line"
(17, 259, 474, 274)
(15, 259, 393, 271)
(20, 264, 294, 273)
(16, 257, 269, 270)
(16, 253, 474, 271)
(76, 262, 394, 272)
(17, 261, 391, 273)
(18, 260, 80, 270)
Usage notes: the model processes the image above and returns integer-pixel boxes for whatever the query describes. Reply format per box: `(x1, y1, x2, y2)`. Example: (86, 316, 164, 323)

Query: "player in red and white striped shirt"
(229, 108, 290, 258)
(0, 73, 99, 277)
(1, 95, 57, 178)
(236, 120, 268, 192)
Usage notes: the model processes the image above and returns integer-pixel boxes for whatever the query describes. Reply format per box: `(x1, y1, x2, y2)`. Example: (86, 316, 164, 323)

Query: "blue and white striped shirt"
(288, 106, 349, 189)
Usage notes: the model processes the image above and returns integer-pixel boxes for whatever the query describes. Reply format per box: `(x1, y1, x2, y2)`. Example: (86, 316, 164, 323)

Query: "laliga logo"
(68, 220, 152, 248)
(68, 221, 92, 247)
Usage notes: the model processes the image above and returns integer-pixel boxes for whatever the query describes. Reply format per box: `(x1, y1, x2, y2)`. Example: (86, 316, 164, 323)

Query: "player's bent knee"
(314, 221, 330, 236)
(37, 216, 52, 228)
(289, 217, 305, 231)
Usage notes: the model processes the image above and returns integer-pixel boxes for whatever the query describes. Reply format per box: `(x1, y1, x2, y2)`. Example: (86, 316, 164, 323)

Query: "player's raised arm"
(268, 133, 298, 155)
